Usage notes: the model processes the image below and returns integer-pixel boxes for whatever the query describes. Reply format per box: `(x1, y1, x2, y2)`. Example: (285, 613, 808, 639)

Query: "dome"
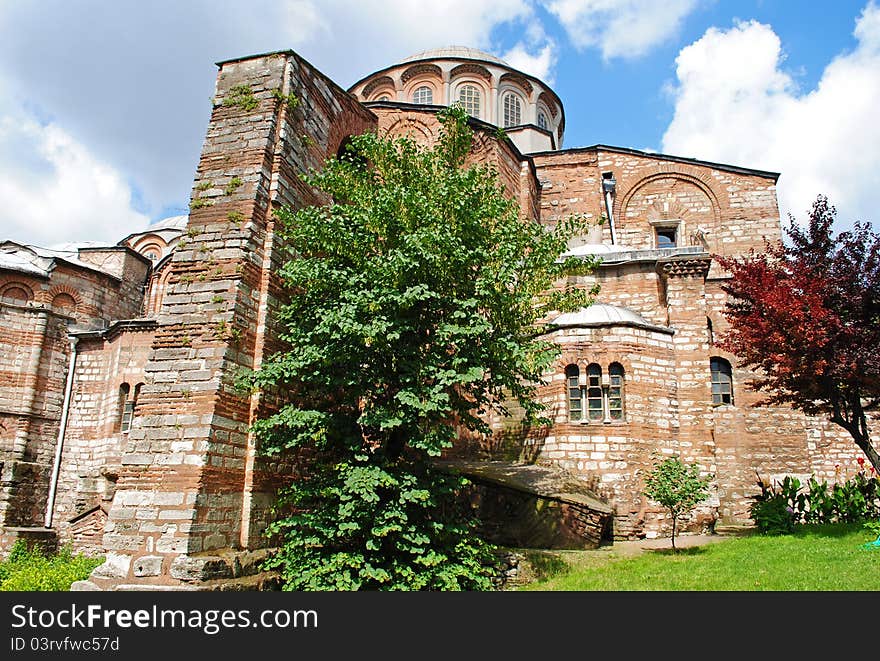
(550, 304, 662, 331)
(150, 215, 188, 231)
(399, 46, 508, 66)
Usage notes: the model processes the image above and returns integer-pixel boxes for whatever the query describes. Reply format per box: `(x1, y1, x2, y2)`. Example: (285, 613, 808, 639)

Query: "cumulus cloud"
(502, 41, 557, 81)
(662, 3, 880, 229)
(0, 115, 150, 246)
(542, 0, 700, 59)
(0, 0, 548, 246)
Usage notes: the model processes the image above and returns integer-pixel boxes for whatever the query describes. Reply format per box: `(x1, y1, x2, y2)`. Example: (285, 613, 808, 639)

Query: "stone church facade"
(0, 47, 865, 588)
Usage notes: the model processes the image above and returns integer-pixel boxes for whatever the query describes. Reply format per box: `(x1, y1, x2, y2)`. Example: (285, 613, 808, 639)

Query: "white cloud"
(0, 0, 549, 246)
(0, 115, 150, 246)
(502, 42, 557, 82)
(543, 0, 701, 59)
(662, 3, 880, 229)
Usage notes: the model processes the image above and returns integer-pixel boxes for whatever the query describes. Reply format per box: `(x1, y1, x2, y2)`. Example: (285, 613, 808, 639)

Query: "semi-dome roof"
(550, 304, 666, 332)
(399, 46, 508, 66)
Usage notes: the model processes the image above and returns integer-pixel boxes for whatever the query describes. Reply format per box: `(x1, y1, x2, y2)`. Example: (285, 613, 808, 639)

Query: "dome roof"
(550, 304, 662, 331)
(150, 215, 188, 230)
(399, 46, 508, 66)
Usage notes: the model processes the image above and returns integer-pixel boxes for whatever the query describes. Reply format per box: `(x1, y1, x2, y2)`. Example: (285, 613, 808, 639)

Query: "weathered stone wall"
(49, 323, 157, 545)
(90, 50, 377, 588)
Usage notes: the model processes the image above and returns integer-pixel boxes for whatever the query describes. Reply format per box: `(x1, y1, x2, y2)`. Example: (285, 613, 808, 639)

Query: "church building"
(0, 47, 863, 588)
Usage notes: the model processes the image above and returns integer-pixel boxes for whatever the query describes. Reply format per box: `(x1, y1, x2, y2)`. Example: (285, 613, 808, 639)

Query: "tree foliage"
(717, 195, 880, 473)
(643, 457, 711, 550)
(252, 106, 598, 590)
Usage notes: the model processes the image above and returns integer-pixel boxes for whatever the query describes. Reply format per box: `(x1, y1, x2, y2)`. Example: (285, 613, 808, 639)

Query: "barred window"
(608, 363, 624, 420)
(537, 111, 548, 130)
(458, 84, 481, 117)
(566, 364, 582, 422)
(502, 92, 522, 127)
(710, 357, 734, 405)
(412, 86, 433, 104)
(587, 364, 603, 421)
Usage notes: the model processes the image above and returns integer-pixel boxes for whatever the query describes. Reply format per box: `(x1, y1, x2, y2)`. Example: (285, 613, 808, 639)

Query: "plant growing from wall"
(222, 85, 259, 112)
(251, 105, 598, 590)
(718, 196, 880, 474)
(643, 456, 711, 550)
(271, 88, 300, 113)
(224, 177, 243, 195)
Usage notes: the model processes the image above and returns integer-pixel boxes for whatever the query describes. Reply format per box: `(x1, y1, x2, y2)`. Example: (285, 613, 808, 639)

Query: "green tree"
(251, 106, 598, 590)
(643, 457, 712, 550)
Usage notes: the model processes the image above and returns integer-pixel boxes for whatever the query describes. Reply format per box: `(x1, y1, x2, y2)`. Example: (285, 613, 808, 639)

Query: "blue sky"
(0, 0, 877, 246)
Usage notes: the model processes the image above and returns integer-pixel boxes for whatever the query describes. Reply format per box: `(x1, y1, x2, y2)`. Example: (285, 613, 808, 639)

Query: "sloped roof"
(550, 303, 672, 334)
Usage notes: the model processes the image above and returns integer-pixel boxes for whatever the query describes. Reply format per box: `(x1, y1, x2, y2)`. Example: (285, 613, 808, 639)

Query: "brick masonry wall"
(92, 51, 377, 587)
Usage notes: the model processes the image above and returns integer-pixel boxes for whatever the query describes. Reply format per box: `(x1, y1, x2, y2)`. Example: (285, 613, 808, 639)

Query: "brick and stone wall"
(89, 50, 377, 588)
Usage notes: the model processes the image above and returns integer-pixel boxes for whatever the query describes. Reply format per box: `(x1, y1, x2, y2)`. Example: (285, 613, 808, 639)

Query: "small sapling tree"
(643, 456, 711, 550)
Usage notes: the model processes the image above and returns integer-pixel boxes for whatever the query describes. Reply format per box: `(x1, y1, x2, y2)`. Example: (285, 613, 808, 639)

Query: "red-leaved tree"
(718, 195, 880, 474)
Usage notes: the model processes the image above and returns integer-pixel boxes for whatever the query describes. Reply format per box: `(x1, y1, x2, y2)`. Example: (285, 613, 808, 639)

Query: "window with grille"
(537, 111, 548, 130)
(502, 93, 522, 127)
(608, 363, 624, 420)
(710, 357, 734, 405)
(458, 85, 481, 117)
(566, 364, 582, 421)
(412, 86, 433, 104)
(565, 363, 626, 423)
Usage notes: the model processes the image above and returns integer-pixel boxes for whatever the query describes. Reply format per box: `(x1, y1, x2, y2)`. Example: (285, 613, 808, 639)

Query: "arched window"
(587, 364, 603, 421)
(502, 92, 522, 127)
(458, 84, 481, 117)
(608, 363, 625, 420)
(537, 111, 549, 131)
(376, 94, 390, 101)
(412, 86, 433, 105)
(710, 357, 734, 405)
(118, 382, 142, 433)
(118, 383, 132, 432)
(565, 364, 581, 421)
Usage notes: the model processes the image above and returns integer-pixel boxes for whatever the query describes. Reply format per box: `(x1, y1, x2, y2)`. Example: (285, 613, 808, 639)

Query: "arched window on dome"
(565, 364, 582, 422)
(537, 111, 549, 131)
(412, 86, 433, 105)
(457, 84, 481, 117)
(377, 94, 390, 101)
(710, 357, 734, 405)
(502, 92, 523, 128)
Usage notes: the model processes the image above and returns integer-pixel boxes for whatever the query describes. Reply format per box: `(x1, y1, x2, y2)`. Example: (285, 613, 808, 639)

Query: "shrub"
(0, 541, 102, 591)
(750, 463, 880, 533)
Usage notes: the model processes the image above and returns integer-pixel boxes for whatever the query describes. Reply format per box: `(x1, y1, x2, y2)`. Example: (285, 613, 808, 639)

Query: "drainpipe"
(44, 336, 78, 529)
(602, 173, 617, 245)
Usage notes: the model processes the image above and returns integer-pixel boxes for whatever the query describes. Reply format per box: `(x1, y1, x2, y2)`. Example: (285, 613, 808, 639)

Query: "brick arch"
(499, 72, 533, 96)
(400, 63, 441, 85)
(0, 281, 34, 304)
(383, 116, 435, 146)
(614, 167, 723, 227)
(47, 284, 82, 308)
(362, 76, 395, 98)
(554, 352, 634, 377)
(450, 63, 491, 81)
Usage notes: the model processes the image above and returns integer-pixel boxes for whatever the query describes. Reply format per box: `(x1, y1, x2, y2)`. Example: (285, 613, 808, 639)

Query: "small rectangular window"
(656, 227, 677, 248)
(121, 401, 134, 432)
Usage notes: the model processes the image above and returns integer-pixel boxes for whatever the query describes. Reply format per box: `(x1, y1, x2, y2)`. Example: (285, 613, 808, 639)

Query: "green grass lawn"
(522, 523, 880, 591)
(0, 542, 102, 591)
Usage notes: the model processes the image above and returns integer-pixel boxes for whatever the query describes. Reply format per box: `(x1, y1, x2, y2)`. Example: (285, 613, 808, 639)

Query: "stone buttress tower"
(83, 51, 376, 589)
